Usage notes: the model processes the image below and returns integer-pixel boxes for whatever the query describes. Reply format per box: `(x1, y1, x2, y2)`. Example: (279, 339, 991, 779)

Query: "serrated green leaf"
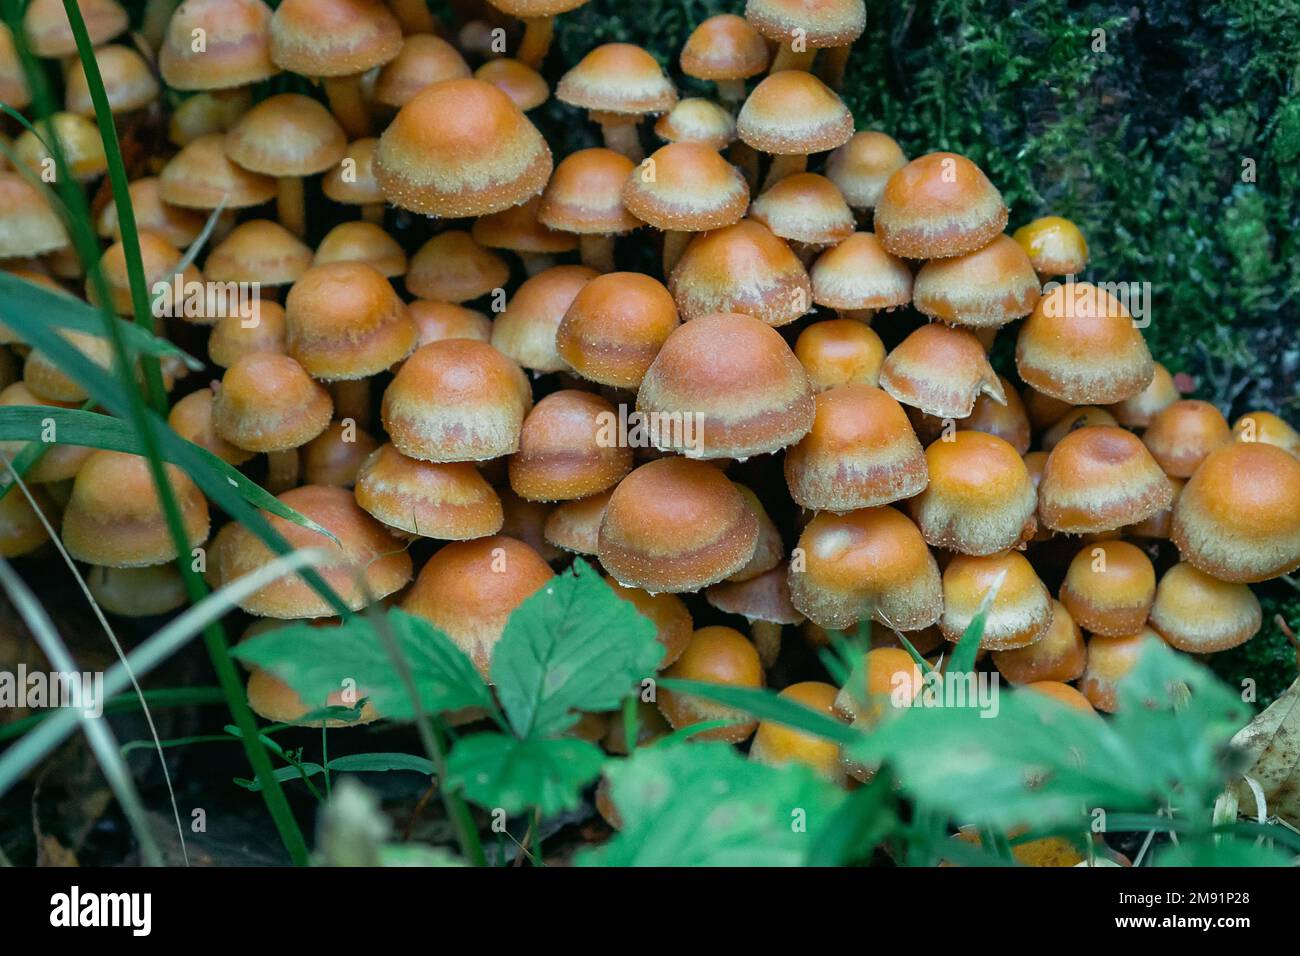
(581, 742, 847, 866)
(446, 733, 605, 816)
(233, 609, 494, 721)
(491, 559, 662, 738)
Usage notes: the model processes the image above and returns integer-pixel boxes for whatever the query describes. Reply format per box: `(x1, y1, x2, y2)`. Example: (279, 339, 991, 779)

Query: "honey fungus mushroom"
(875, 152, 1008, 259)
(355, 443, 503, 540)
(1039, 426, 1173, 534)
(669, 220, 812, 326)
(879, 323, 1005, 419)
(657, 625, 764, 743)
(1058, 541, 1156, 638)
(556, 43, 677, 162)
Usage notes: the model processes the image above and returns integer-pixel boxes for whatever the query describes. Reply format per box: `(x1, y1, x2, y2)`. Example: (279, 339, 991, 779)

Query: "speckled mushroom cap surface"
(669, 219, 811, 326)
(557, 43, 678, 115)
(874, 152, 1009, 258)
(540, 148, 643, 235)
(161, 133, 278, 209)
(744, 0, 867, 47)
(270, 0, 402, 77)
(623, 142, 750, 231)
(225, 94, 348, 176)
(680, 14, 769, 80)
(160, 0, 279, 90)
(736, 70, 854, 156)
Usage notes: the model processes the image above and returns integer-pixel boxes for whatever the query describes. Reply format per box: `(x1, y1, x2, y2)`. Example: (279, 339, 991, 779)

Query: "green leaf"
(491, 559, 663, 739)
(233, 609, 495, 721)
(657, 679, 858, 745)
(446, 733, 605, 817)
(377, 844, 466, 867)
(581, 742, 847, 866)
(236, 752, 435, 791)
(806, 774, 898, 866)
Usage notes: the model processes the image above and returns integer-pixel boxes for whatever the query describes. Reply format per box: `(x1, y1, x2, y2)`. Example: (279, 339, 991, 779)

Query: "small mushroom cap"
(492, 264, 597, 373)
(544, 491, 610, 556)
(1142, 399, 1232, 478)
(224, 485, 412, 618)
(213, 353, 333, 452)
(1022, 385, 1074, 433)
(205, 219, 313, 286)
(406, 230, 509, 303)
(875, 152, 1008, 259)
(1012, 215, 1089, 277)
(97, 178, 205, 249)
(1080, 628, 1160, 713)
(246, 668, 380, 727)
(1041, 405, 1118, 453)
(473, 196, 577, 254)
(991, 600, 1086, 685)
(794, 318, 886, 392)
(637, 312, 814, 459)
(285, 261, 416, 380)
(910, 431, 1037, 555)
(736, 70, 854, 156)
(1232, 410, 1300, 458)
(785, 384, 927, 511)
(62, 451, 209, 568)
(669, 220, 811, 326)
(90, 231, 202, 316)
(225, 93, 348, 176)
(1016, 281, 1154, 405)
(913, 235, 1041, 328)
(707, 563, 803, 625)
(1040, 426, 1172, 533)
(382, 339, 532, 462)
(959, 376, 1031, 454)
(488, 0, 590, 14)
(557, 43, 677, 116)
(355, 443, 503, 539)
(160, 0, 278, 90)
(24, 0, 126, 58)
(168, 88, 251, 147)
(1171, 442, 1300, 583)
(1039, 426, 1173, 533)
(314, 221, 408, 277)
(65, 45, 159, 115)
(729, 485, 783, 582)
(940, 551, 1053, 650)
(160, 133, 278, 209)
(1149, 562, 1261, 653)
(25, 330, 113, 403)
(322, 139, 384, 205)
(0, 482, 55, 558)
(598, 457, 759, 593)
(403, 535, 553, 678)
(1, 23, 31, 109)
(1059, 540, 1156, 637)
(825, 131, 908, 210)
(810, 232, 911, 310)
(879, 323, 1005, 419)
(1023, 680, 1096, 714)
(0, 172, 68, 257)
(408, 300, 492, 346)
(508, 390, 633, 501)
(475, 57, 549, 112)
(834, 647, 922, 723)
(654, 98, 737, 150)
(209, 299, 287, 367)
(377, 78, 552, 217)
(373, 32, 470, 107)
(556, 271, 680, 388)
(270, 0, 401, 76)
(605, 575, 693, 669)
(750, 681, 845, 781)
(15, 112, 107, 181)
(624, 142, 749, 232)
(302, 420, 379, 488)
(539, 148, 642, 235)
(749, 173, 854, 246)
(789, 506, 942, 632)
(745, 0, 866, 47)
(0, 382, 93, 482)
(680, 14, 769, 80)
(657, 626, 764, 743)
(169, 387, 256, 466)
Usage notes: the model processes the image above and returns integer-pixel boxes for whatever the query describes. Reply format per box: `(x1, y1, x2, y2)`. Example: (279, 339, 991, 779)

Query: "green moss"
(1210, 591, 1300, 708)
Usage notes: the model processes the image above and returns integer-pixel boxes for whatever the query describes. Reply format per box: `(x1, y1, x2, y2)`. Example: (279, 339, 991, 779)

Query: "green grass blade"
(658, 679, 858, 745)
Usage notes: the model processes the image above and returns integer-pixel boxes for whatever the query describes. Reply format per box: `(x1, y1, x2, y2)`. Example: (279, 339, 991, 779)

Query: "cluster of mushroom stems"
(1, 0, 1299, 819)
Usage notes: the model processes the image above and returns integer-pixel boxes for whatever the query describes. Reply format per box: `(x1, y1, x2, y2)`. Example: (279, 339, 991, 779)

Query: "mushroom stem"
(331, 379, 372, 428)
(763, 153, 807, 190)
(277, 177, 307, 237)
(752, 621, 782, 670)
(517, 16, 556, 69)
(821, 45, 851, 90)
(596, 116, 645, 163)
(771, 44, 817, 73)
(579, 235, 616, 273)
(266, 448, 300, 493)
(715, 78, 747, 106)
(840, 308, 875, 324)
(324, 76, 371, 138)
(518, 252, 556, 276)
(662, 231, 692, 275)
(730, 141, 761, 188)
(389, 0, 435, 34)
(362, 203, 384, 223)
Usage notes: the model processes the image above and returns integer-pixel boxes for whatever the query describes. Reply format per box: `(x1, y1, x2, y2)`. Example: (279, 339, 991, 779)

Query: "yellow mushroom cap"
(160, 133, 278, 209)
(1039, 426, 1173, 533)
(212, 353, 333, 453)
(540, 148, 642, 235)
(544, 491, 611, 557)
(1012, 215, 1089, 277)
(784, 384, 927, 511)
(744, 0, 866, 47)
(750, 681, 845, 782)
(875, 152, 1008, 259)
(1232, 410, 1300, 459)
(991, 599, 1086, 685)
(246, 667, 380, 727)
(15, 112, 107, 182)
(637, 312, 814, 459)
(749, 173, 854, 246)
(680, 14, 769, 81)
(508, 390, 633, 501)
(169, 387, 256, 467)
(556, 271, 680, 389)
(0, 172, 68, 257)
(314, 221, 408, 278)
(284, 261, 415, 379)
(322, 139, 384, 206)
(736, 70, 854, 156)
(492, 264, 597, 373)
(657, 625, 764, 743)
(1023, 680, 1096, 714)
(475, 58, 550, 112)
(1171, 442, 1300, 583)
(597, 457, 759, 593)
(910, 431, 1037, 555)
(97, 177, 205, 249)
(225, 93, 347, 176)
(160, 0, 279, 90)
(789, 505, 942, 632)
(825, 131, 908, 210)
(623, 142, 749, 232)
(270, 0, 401, 76)
(556, 43, 677, 116)
(65, 45, 159, 115)
(406, 230, 509, 303)
(206, 219, 313, 286)
(913, 234, 1041, 328)
(793, 318, 886, 392)
(653, 98, 737, 150)
(1080, 628, 1161, 713)
(1149, 562, 1261, 653)
(1141, 399, 1232, 478)
(208, 299, 287, 367)
(372, 32, 469, 107)
(834, 646, 922, 724)
(376, 78, 552, 217)
(407, 300, 491, 347)
(879, 322, 1006, 419)
(354, 442, 503, 539)
(1059, 540, 1156, 637)
(940, 551, 1053, 650)
(24, 0, 126, 58)
(669, 219, 811, 326)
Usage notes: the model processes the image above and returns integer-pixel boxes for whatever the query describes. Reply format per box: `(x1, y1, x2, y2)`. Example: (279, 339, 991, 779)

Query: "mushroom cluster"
(1, 2, 1298, 799)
